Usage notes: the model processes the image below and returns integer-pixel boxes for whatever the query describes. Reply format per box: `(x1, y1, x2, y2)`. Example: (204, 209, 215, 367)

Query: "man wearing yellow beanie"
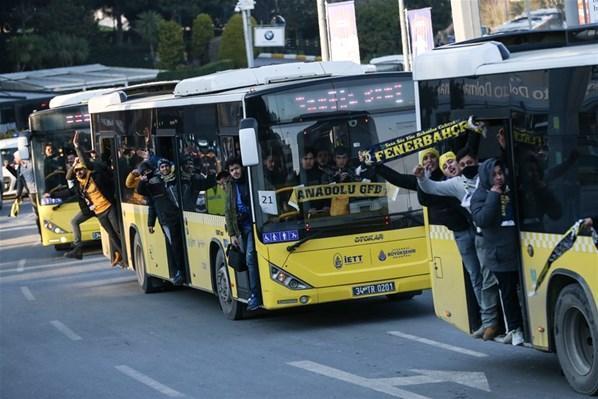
(439, 151, 460, 177)
(418, 148, 439, 172)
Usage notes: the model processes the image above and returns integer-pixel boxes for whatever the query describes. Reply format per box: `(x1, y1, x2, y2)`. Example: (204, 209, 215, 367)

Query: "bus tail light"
(43, 220, 67, 234)
(270, 264, 312, 290)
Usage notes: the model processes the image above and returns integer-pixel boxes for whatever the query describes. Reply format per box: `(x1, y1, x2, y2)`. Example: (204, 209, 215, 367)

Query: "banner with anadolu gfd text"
(288, 182, 387, 210)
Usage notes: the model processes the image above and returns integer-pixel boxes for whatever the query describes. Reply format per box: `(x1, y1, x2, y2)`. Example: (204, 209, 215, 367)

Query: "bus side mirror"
(17, 136, 30, 161)
(239, 118, 259, 166)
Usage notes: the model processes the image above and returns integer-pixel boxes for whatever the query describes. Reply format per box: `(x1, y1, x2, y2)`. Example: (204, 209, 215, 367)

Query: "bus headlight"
(43, 220, 67, 234)
(270, 264, 312, 290)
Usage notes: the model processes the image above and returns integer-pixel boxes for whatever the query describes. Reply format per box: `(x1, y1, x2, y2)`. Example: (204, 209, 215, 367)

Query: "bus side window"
(180, 104, 220, 214)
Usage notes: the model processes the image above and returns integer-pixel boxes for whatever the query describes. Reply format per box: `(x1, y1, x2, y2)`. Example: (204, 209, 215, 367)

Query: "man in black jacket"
(137, 158, 187, 285)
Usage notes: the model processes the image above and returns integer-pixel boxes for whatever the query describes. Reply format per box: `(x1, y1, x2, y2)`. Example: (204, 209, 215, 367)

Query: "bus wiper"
(286, 230, 324, 252)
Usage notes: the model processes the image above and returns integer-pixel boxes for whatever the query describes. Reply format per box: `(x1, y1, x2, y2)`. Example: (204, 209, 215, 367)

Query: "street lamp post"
(236, 0, 255, 68)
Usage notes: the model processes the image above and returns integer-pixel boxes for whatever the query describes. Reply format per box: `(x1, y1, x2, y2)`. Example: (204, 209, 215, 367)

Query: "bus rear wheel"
(554, 283, 598, 395)
(133, 234, 163, 293)
(215, 250, 243, 320)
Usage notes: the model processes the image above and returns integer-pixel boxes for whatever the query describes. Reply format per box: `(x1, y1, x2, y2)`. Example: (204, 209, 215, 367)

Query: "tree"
(6, 35, 46, 71)
(191, 13, 214, 65)
(218, 14, 256, 68)
(45, 33, 90, 67)
(356, 0, 401, 62)
(136, 11, 163, 66)
(157, 19, 185, 70)
(34, 0, 98, 40)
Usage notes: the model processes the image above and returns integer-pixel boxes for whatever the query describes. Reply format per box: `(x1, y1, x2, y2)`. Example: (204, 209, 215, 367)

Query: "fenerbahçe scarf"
(529, 220, 598, 296)
(360, 119, 475, 164)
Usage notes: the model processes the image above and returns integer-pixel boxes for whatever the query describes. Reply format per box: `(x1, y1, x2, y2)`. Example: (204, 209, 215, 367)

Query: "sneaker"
(64, 247, 83, 260)
(172, 271, 184, 286)
(511, 328, 524, 346)
(111, 251, 122, 267)
(494, 331, 513, 344)
(247, 294, 259, 311)
(482, 325, 500, 341)
(471, 326, 485, 339)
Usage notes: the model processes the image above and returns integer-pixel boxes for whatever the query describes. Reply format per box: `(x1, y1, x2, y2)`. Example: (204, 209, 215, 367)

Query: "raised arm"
(72, 131, 93, 171)
(374, 164, 417, 191)
(417, 174, 463, 200)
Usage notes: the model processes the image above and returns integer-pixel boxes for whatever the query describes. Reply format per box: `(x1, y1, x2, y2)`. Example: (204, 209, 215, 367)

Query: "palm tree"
(135, 11, 163, 66)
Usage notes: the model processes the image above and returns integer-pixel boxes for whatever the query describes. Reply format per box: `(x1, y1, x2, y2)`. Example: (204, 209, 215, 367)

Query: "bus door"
(428, 112, 527, 335)
(96, 132, 129, 265)
(152, 127, 191, 284)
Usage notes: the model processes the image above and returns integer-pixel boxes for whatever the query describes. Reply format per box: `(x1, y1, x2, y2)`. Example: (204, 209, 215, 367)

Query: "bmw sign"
(254, 26, 285, 47)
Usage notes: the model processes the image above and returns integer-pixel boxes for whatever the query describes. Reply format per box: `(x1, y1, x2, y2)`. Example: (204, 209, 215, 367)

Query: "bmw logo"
(264, 30, 274, 41)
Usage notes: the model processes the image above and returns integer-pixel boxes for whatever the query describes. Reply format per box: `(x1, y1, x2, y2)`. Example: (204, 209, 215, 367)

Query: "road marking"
(387, 331, 488, 358)
(289, 361, 490, 399)
(50, 320, 82, 341)
(378, 369, 490, 392)
(115, 365, 185, 397)
(20, 286, 35, 301)
(289, 361, 430, 399)
(1, 225, 36, 233)
(17, 259, 26, 272)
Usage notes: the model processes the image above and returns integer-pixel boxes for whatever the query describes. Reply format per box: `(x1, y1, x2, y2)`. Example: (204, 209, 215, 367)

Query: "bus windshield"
(247, 75, 422, 234)
(29, 106, 92, 195)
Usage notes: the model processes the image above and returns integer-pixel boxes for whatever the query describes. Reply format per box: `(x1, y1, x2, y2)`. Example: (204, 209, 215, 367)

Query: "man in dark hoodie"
(470, 158, 524, 346)
(137, 158, 185, 286)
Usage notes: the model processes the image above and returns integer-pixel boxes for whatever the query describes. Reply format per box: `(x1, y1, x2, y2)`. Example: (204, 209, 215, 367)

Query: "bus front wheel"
(554, 283, 598, 395)
(215, 250, 243, 320)
(133, 234, 163, 293)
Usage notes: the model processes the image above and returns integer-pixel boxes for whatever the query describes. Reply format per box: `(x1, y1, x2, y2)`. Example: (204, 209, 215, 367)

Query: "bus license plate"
(92, 232, 101, 240)
(352, 281, 396, 297)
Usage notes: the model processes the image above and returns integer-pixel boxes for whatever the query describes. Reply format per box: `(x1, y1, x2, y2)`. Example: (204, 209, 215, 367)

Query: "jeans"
(162, 222, 185, 278)
(474, 235, 500, 328)
(30, 193, 41, 237)
(241, 226, 260, 299)
(453, 227, 482, 306)
(96, 206, 122, 255)
(71, 211, 93, 246)
(495, 271, 523, 332)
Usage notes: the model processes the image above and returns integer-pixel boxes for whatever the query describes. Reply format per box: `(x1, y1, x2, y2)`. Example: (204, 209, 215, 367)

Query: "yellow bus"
(88, 61, 431, 319)
(25, 90, 111, 249)
(414, 27, 598, 394)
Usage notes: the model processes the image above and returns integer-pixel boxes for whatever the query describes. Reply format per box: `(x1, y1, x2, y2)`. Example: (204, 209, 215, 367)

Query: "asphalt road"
(0, 200, 584, 399)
